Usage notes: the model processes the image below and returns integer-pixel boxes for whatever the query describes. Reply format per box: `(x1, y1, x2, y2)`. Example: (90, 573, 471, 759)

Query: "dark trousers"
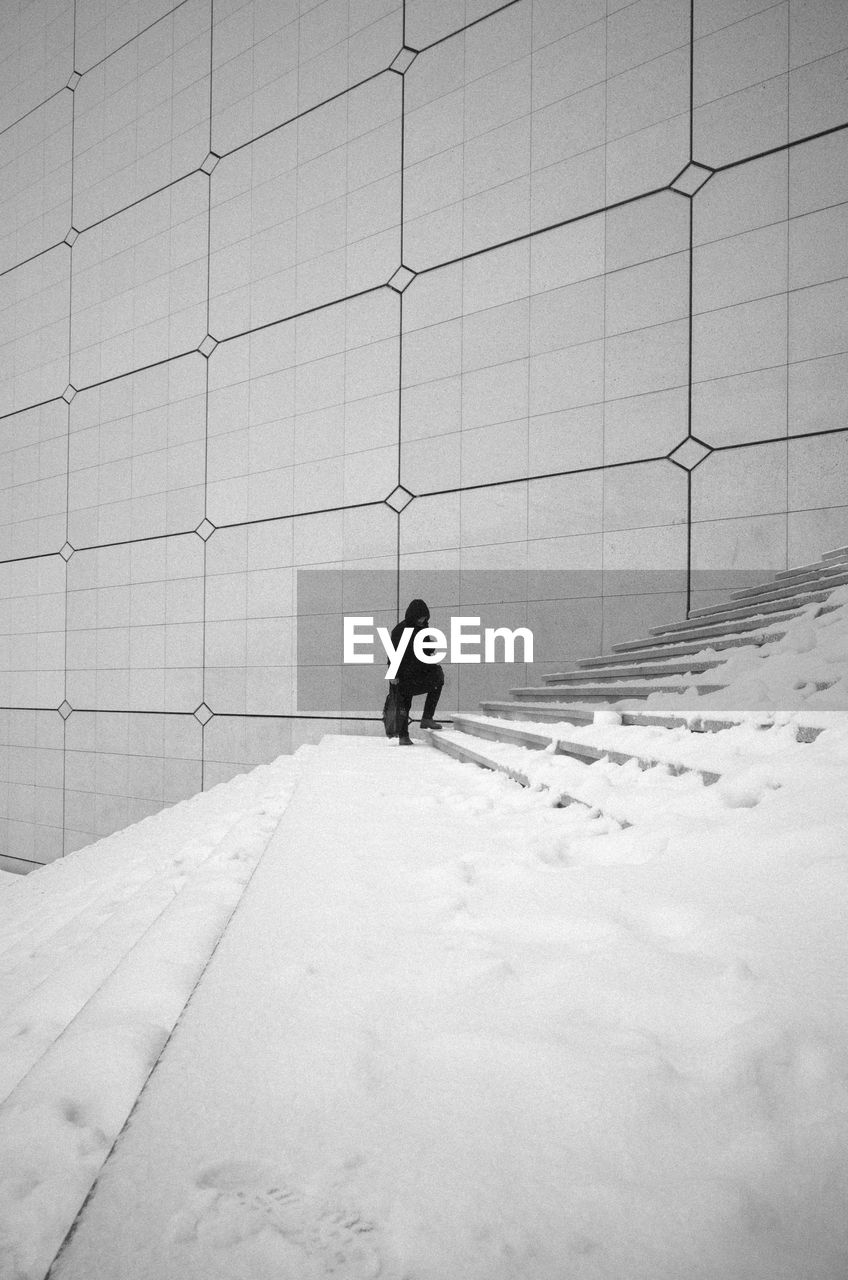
(396, 666, 444, 736)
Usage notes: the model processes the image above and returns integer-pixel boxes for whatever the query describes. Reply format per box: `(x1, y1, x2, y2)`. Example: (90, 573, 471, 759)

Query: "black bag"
(382, 683, 402, 737)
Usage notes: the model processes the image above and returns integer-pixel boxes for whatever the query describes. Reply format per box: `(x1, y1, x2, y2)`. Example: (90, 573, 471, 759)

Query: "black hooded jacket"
(389, 598, 440, 682)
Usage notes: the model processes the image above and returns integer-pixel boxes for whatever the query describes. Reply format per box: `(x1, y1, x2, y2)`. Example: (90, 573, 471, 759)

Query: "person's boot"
(420, 718, 443, 729)
(398, 734, 413, 745)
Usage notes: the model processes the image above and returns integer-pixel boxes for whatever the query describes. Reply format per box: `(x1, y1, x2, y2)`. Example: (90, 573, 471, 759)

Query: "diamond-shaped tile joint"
(66, 70, 81, 91)
(62, 384, 77, 403)
(388, 265, 416, 294)
(385, 485, 414, 513)
(200, 151, 220, 175)
(195, 518, 216, 541)
(64, 227, 79, 247)
(670, 162, 714, 197)
(669, 437, 712, 471)
(194, 703, 214, 725)
(58, 700, 73, 720)
(390, 46, 418, 75)
(59, 541, 75, 561)
(198, 334, 219, 358)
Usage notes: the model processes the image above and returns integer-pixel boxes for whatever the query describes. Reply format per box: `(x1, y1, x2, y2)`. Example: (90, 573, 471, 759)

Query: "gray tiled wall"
(1, 0, 847, 871)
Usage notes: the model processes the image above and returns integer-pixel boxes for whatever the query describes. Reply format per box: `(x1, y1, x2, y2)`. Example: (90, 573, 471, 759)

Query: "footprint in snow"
(168, 1159, 382, 1279)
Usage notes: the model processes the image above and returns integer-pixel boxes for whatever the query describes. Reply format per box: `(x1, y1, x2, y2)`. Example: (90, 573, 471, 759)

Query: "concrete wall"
(1, 0, 847, 869)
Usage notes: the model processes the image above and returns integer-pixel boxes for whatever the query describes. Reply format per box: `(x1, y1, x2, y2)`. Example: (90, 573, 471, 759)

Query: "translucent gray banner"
(294, 568, 847, 717)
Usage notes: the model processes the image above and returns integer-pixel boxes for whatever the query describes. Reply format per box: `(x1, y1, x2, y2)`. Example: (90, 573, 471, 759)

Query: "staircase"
(0, 761, 300, 1280)
(423, 545, 848, 801)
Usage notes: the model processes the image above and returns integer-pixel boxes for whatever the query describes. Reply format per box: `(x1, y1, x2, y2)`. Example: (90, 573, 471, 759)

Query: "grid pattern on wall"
(1, 0, 848, 870)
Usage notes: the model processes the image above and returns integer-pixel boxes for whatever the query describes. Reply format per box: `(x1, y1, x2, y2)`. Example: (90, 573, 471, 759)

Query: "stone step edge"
(639, 602, 839, 648)
(0, 803, 290, 1280)
(776, 546, 848, 578)
(511, 682, 728, 700)
(541, 659, 725, 684)
(580, 631, 780, 667)
(653, 591, 835, 635)
(512, 678, 839, 701)
(627, 611, 809, 650)
(476, 701, 825, 742)
(423, 728, 633, 826)
(616, 614, 800, 651)
(729, 563, 848, 601)
(696, 569, 848, 615)
(452, 714, 721, 784)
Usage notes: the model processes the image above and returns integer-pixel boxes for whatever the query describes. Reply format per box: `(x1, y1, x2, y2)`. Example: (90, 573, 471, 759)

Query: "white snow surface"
(0, 725, 844, 1280)
(0, 753, 305, 1280)
(1, 581, 848, 1278)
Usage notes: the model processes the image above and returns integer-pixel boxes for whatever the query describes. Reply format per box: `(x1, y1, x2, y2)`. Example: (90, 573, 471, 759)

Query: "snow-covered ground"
(0, 754, 305, 1280)
(1, 583, 848, 1279)
(1, 719, 846, 1279)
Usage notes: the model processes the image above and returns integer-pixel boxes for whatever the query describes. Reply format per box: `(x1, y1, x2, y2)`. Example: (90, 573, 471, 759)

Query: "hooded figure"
(386, 598, 444, 744)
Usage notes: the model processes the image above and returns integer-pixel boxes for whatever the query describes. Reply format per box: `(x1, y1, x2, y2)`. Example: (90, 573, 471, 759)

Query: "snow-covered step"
(625, 611, 804, 649)
(0, 804, 288, 1105)
(0, 868, 140, 972)
(0, 874, 163, 994)
(0, 802, 288, 1280)
(0, 804, 273, 1096)
(0, 814, 242, 1014)
(780, 560, 824, 578)
(451, 714, 721, 785)
(424, 728, 633, 821)
(541, 658, 726, 684)
(478, 701, 826, 741)
(774, 557, 833, 581)
(657, 604, 838, 644)
(0, 873, 187, 1102)
(510, 679, 727, 702)
(0, 867, 181, 1019)
(480, 700, 595, 726)
(728, 563, 848, 601)
(771, 546, 848, 580)
(0, 831, 226, 1008)
(610, 624, 784, 655)
(578, 630, 781, 667)
(0, 810, 230, 970)
(451, 713, 593, 754)
(424, 728, 736, 828)
(693, 569, 848, 616)
(656, 590, 839, 634)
